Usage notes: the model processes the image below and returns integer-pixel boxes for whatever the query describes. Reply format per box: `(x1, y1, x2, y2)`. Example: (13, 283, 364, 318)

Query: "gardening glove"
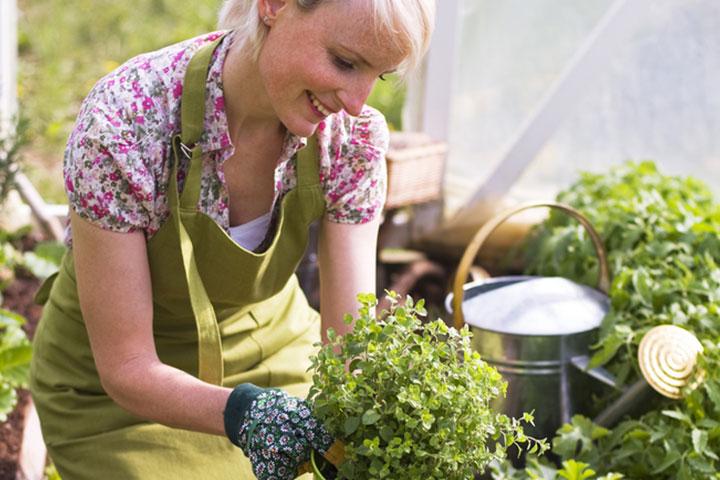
(224, 383, 334, 480)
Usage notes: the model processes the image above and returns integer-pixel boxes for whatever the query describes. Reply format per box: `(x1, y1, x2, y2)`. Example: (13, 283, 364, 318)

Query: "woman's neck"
(222, 38, 285, 143)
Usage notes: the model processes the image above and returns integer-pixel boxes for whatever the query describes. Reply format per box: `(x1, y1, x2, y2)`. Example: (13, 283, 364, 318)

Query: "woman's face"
(257, 0, 406, 137)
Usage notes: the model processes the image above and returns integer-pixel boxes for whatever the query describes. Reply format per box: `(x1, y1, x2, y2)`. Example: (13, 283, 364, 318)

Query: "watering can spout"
(570, 355, 620, 390)
(593, 379, 661, 428)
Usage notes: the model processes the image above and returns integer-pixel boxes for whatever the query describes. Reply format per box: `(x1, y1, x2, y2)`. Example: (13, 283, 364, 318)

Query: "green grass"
(17, 0, 405, 203)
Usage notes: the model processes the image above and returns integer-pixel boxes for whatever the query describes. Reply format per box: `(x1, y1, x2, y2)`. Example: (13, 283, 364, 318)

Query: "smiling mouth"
(307, 91, 333, 117)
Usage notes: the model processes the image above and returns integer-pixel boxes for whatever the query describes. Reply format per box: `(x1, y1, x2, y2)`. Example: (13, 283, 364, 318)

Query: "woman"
(30, 0, 435, 478)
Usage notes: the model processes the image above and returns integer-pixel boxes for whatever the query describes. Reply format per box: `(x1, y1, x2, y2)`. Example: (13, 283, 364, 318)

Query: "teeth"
(309, 92, 332, 116)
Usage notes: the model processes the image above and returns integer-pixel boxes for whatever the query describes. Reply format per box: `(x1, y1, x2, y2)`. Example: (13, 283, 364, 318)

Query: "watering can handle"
(452, 202, 610, 330)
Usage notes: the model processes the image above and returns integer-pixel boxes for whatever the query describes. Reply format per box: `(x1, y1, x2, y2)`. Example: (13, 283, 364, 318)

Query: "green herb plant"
(0, 308, 32, 421)
(515, 161, 720, 479)
(309, 292, 547, 479)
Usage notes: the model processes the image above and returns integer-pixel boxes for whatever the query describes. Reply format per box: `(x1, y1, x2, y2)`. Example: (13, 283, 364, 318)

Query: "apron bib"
(30, 35, 324, 479)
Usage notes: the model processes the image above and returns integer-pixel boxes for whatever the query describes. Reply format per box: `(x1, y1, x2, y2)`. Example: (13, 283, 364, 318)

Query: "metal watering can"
(446, 202, 703, 439)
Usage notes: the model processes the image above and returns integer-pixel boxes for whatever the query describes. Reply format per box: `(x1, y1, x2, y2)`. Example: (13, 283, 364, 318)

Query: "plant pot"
(310, 449, 334, 480)
(309, 441, 345, 480)
(310, 450, 323, 479)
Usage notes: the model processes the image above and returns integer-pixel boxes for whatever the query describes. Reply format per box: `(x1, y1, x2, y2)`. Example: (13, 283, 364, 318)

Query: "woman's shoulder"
(313, 106, 390, 224)
(62, 32, 230, 241)
(80, 32, 228, 128)
(98, 31, 227, 87)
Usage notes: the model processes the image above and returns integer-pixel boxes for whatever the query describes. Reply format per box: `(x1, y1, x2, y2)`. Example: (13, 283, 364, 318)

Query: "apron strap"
(169, 35, 227, 385)
(296, 135, 320, 188)
(169, 135, 224, 385)
(178, 35, 224, 211)
(176, 204, 225, 385)
(180, 37, 221, 147)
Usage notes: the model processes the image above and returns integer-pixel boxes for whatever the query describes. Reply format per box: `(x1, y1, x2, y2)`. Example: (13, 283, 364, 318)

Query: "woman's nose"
(338, 77, 376, 117)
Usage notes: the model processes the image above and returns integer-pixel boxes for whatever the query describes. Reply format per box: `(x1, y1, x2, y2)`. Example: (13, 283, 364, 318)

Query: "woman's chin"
(283, 119, 320, 138)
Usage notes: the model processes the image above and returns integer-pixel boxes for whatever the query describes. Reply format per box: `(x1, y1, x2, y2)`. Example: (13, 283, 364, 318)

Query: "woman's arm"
(70, 210, 231, 435)
(317, 215, 381, 342)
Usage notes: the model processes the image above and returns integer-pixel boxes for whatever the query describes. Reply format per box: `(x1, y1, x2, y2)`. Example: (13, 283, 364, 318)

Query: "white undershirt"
(227, 211, 273, 251)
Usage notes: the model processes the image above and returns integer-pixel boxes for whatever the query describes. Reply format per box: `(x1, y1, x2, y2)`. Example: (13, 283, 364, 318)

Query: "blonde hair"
(217, 0, 436, 76)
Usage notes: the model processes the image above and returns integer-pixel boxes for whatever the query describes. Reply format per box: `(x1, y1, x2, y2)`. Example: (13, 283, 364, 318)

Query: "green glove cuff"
(223, 383, 264, 447)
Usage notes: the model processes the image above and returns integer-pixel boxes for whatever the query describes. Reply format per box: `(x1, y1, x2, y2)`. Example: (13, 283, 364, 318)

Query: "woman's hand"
(224, 384, 334, 480)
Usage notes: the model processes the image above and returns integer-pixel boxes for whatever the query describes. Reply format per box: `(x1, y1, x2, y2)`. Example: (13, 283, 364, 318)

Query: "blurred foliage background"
(17, 0, 406, 203)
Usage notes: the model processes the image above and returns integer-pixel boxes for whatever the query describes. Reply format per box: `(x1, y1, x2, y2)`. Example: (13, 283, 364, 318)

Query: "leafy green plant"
(309, 293, 546, 479)
(0, 230, 65, 422)
(22, 240, 66, 280)
(548, 409, 720, 479)
(0, 238, 65, 300)
(516, 161, 720, 478)
(0, 227, 37, 299)
(490, 447, 623, 480)
(556, 460, 598, 480)
(0, 308, 32, 422)
(0, 241, 22, 296)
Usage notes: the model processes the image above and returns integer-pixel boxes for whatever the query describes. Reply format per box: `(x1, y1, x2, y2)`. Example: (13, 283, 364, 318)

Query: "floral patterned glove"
(224, 383, 334, 480)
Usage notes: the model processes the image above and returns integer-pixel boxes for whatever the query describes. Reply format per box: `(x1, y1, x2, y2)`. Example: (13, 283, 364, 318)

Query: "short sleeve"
(320, 106, 389, 224)
(63, 69, 161, 235)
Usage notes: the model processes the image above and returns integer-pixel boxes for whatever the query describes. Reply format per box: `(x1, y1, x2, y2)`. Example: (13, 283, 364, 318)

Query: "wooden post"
(15, 172, 66, 242)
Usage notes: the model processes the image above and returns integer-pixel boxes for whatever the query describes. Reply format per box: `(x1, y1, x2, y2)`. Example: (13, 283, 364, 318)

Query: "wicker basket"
(385, 132, 447, 209)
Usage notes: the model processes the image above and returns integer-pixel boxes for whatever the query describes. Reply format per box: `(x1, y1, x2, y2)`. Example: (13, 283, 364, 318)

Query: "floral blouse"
(63, 31, 388, 246)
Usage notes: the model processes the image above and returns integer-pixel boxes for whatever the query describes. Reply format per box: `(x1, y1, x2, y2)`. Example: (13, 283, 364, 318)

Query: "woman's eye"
(378, 73, 387, 81)
(333, 56, 355, 71)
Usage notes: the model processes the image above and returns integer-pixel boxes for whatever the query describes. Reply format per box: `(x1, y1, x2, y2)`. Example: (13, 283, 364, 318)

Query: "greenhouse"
(1, 0, 719, 479)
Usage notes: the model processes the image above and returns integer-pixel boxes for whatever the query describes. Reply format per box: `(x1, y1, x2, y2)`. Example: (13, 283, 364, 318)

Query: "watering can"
(446, 202, 704, 439)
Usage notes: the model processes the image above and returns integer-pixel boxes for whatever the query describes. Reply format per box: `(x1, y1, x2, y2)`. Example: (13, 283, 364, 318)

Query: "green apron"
(30, 36, 324, 479)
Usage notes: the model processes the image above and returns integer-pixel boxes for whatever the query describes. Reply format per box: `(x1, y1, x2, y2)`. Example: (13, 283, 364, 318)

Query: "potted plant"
(308, 293, 546, 479)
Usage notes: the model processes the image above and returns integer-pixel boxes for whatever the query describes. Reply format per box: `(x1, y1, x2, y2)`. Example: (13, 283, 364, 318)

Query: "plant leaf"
(344, 416, 361, 436)
(362, 409, 381, 426)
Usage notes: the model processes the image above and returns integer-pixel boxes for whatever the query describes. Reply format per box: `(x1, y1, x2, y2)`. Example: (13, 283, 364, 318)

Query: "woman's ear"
(258, 0, 288, 24)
